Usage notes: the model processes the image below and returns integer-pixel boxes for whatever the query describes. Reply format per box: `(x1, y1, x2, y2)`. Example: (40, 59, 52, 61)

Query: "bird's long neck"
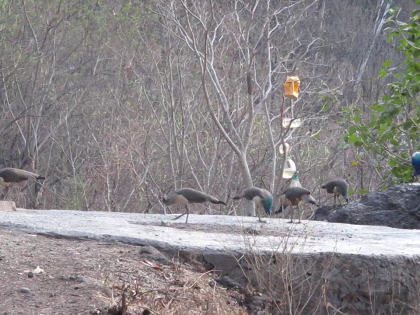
(412, 153, 420, 176)
(264, 198, 272, 214)
(162, 195, 176, 205)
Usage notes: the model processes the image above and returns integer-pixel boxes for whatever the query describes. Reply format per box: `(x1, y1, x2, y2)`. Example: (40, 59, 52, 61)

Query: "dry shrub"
(238, 225, 337, 315)
(102, 258, 247, 315)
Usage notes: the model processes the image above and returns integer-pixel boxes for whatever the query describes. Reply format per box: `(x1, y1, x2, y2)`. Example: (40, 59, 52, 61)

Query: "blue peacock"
(412, 152, 420, 182)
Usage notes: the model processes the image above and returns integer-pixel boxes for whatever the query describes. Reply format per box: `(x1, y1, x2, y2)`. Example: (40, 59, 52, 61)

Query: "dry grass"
(0, 227, 247, 315)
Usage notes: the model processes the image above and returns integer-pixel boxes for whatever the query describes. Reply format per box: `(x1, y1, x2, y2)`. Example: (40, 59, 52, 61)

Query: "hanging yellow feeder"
(283, 76, 300, 99)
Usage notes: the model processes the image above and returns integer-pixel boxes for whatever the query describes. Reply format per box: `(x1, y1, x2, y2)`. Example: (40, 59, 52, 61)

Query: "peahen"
(276, 186, 319, 223)
(162, 188, 227, 223)
(321, 179, 349, 206)
(0, 168, 46, 186)
(232, 187, 273, 222)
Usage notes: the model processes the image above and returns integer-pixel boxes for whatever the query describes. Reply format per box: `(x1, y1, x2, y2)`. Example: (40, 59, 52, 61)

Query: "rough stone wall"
(202, 250, 420, 314)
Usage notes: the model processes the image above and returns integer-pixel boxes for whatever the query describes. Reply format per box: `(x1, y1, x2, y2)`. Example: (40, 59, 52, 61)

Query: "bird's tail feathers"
(306, 195, 319, 207)
(211, 199, 227, 206)
(275, 204, 288, 214)
(36, 176, 46, 180)
(209, 196, 227, 206)
(309, 199, 320, 207)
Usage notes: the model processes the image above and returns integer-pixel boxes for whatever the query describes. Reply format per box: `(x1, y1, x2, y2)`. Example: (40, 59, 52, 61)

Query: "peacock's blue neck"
(264, 198, 273, 215)
(412, 152, 420, 176)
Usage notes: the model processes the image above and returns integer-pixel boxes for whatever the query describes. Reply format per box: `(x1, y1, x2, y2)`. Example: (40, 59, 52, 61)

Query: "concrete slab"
(0, 209, 419, 257)
(0, 201, 16, 211)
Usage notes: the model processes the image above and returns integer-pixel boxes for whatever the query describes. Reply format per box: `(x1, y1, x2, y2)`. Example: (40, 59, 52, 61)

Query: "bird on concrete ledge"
(232, 187, 273, 223)
(412, 152, 420, 182)
(162, 188, 227, 223)
(276, 186, 319, 223)
(0, 168, 46, 187)
(321, 179, 349, 206)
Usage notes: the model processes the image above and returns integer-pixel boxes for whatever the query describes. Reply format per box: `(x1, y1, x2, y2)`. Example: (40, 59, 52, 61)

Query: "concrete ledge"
(0, 209, 419, 256)
(1, 210, 420, 314)
(0, 201, 17, 212)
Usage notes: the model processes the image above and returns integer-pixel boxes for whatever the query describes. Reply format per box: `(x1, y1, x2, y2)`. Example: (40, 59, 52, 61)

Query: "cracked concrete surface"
(0, 209, 419, 256)
(2, 208, 420, 314)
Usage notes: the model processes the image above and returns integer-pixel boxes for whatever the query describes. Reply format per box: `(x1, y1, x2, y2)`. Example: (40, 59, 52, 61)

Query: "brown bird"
(321, 179, 349, 206)
(276, 187, 319, 223)
(232, 187, 273, 223)
(162, 188, 227, 223)
(0, 168, 46, 187)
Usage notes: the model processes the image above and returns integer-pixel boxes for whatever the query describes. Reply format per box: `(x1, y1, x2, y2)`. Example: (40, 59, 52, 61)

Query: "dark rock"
(202, 252, 239, 275)
(312, 205, 336, 221)
(18, 287, 30, 294)
(27, 272, 34, 278)
(243, 292, 271, 313)
(138, 245, 169, 264)
(314, 184, 420, 229)
(215, 276, 245, 291)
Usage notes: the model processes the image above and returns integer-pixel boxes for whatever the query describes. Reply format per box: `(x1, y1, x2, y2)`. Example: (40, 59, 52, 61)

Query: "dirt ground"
(0, 227, 248, 315)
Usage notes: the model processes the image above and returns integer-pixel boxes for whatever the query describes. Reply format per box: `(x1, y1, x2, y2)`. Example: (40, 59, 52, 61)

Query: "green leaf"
(348, 126, 357, 134)
(413, 50, 420, 58)
(341, 143, 350, 150)
(390, 139, 399, 146)
(344, 6, 420, 185)
(348, 134, 363, 146)
(379, 68, 388, 78)
(383, 59, 393, 67)
(388, 159, 397, 166)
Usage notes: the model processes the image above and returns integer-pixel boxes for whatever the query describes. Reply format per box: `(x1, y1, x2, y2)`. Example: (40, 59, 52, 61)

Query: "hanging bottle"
(283, 157, 296, 179)
(289, 171, 302, 187)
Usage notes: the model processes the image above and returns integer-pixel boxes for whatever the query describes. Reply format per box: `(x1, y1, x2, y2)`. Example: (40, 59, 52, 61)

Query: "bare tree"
(147, 0, 333, 215)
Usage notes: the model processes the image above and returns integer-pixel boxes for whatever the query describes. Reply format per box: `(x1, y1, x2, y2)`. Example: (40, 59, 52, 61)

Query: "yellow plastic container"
(283, 76, 300, 99)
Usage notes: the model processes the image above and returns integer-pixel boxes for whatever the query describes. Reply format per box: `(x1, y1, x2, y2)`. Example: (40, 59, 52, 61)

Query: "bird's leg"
(0, 186, 10, 200)
(257, 216, 267, 224)
(297, 205, 302, 224)
(338, 195, 342, 206)
(256, 206, 266, 223)
(288, 207, 294, 223)
(308, 210, 315, 221)
(185, 204, 189, 223)
(172, 204, 190, 223)
(172, 212, 186, 221)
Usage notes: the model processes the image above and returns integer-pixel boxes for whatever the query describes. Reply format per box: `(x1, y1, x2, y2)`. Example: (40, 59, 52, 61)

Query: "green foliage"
(344, 7, 420, 183)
